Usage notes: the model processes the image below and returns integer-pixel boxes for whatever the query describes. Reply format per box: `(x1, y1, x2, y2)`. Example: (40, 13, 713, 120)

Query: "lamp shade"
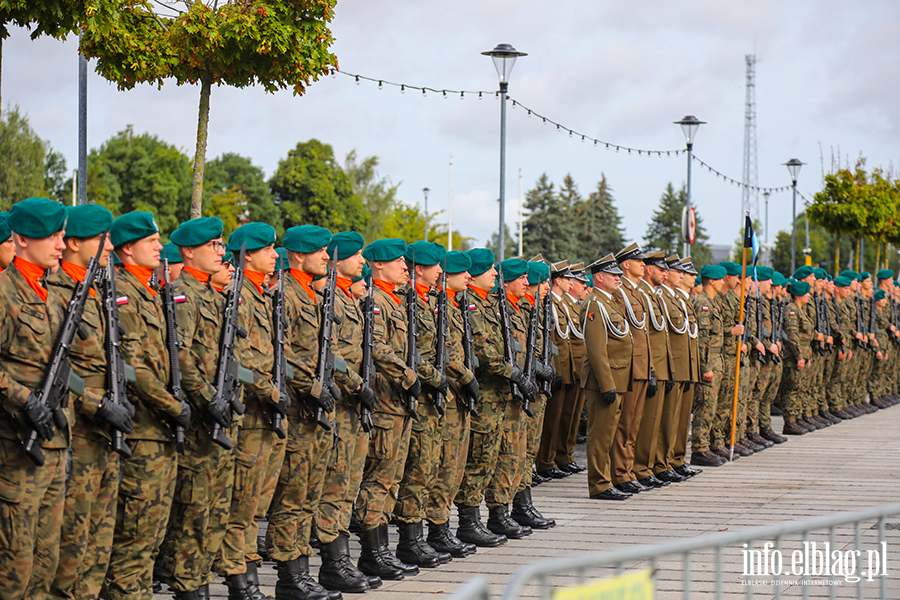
(674, 115, 705, 145)
(784, 158, 804, 182)
(482, 43, 527, 83)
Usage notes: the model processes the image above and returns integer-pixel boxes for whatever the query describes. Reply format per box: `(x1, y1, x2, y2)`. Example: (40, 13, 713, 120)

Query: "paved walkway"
(159, 404, 900, 599)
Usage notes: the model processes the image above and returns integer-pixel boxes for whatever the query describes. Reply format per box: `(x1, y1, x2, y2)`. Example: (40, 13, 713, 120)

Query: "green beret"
(65, 204, 113, 239)
(839, 270, 858, 281)
(0, 212, 9, 243)
(444, 251, 471, 274)
(693, 275, 702, 287)
(874, 289, 887, 301)
(718, 261, 741, 276)
(363, 238, 407, 262)
(860, 271, 871, 281)
(222, 251, 234, 266)
(9, 197, 67, 239)
(353, 264, 371, 283)
(283, 225, 332, 254)
(466, 248, 495, 276)
(111, 211, 160, 247)
(275, 247, 289, 271)
(405, 241, 446, 266)
(833, 276, 852, 288)
(751, 266, 771, 282)
(170, 217, 223, 247)
(877, 269, 894, 281)
(771, 272, 786, 287)
(813, 268, 827, 280)
(792, 265, 814, 280)
(788, 280, 810, 296)
(499, 258, 528, 282)
(527, 261, 550, 285)
(227, 222, 277, 253)
(701, 264, 727, 280)
(163, 242, 183, 264)
(328, 231, 365, 260)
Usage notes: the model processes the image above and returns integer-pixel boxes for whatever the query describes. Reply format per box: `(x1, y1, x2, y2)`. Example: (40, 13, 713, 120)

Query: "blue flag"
(744, 215, 760, 265)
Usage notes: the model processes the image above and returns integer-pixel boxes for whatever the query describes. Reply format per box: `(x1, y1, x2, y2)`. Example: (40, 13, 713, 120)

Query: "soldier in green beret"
(350, 264, 370, 297)
(355, 238, 421, 580)
(0, 198, 69, 600)
(48, 204, 128, 600)
(827, 276, 855, 419)
(754, 267, 788, 445)
(0, 211, 14, 270)
(316, 231, 381, 594)
(104, 211, 193, 600)
(781, 281, 815, 435)
(158, 241, 184, 282)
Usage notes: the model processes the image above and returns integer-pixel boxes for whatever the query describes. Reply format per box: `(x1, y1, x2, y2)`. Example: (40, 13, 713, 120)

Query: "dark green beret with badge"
(65, 204, 113, 239)
(839, 270, 858, 281)
(874, 289, 887, 301)
(227, 222, 277, 253)
(444, 250, 471, 274)
(284, 225, 332, 254)
(328, 231, 365, 260)
(163, 242, 182, 264)
(719, 261, 741, 277)
(170, 217, 223, 247)
(405, 240, 446, 266)
(877, 269, 894, 281)
(788, 280, 810, 296)
(833, 276, 851, 288)
(111, 211, 159, 247)
(701, 264, 727, 280)
(0, 212, 9, 243)
(859, 271, 871, 281)
(499, 258, 528, 282)
(363, 238, 407, 262)
(527, 260, 550, 285)
(466, 248, 496, 276)
(9, 197, 67, 239)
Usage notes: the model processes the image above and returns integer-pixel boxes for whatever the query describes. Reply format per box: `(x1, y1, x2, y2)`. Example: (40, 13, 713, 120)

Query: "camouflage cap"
(9, 197, 67, 239)
(111, 211, 159, 247)
(170, 217, 223, 247)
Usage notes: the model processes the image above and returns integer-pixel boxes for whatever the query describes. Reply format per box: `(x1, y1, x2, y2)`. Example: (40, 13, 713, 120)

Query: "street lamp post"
(763, 191, 770, 245)
(422, 187, 430, 242)
(483, 43, 526, 261)
(784, 158, 804, 273)
(674, 115, 705, 258)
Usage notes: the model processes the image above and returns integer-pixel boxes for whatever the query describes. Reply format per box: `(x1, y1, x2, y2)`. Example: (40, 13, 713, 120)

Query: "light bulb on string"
(401, 85, 405, 94)
(378, 81, 382, 90)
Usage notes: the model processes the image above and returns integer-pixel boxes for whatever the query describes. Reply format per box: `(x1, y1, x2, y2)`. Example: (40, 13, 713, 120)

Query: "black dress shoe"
(532, 471, 549, 485)
(590, 487, 631, 500)
(537, 468, 569, 479)
(615, 481, 644, 494)
(656, 469, 685, 483)
(560, 462, 586, 474)
(675, 464, 701, 478)
(637, 475, 670, 488)
(576, 435, 587, 444)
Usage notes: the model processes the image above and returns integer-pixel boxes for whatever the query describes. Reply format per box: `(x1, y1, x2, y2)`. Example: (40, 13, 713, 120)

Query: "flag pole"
(729, 213, 751, 461)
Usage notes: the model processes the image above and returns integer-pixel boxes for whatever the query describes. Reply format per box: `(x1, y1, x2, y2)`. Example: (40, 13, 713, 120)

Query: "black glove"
(329, 382, 342, 404)
(647, 371, 658, 398)
(406, 378, 421, 400)
(355, 384, 375, 412)
(601, 389, 617, 405)
(173, 401, 192, 429)
(23, 394, 54, 441)
(121, 396, 136, 419)
(96, 400, 134, 434)
(315, 385, 335, 413)
(551, 375, 563, 393)
(665, 380, 675, 394)
(461, 378, 480, 402)
(682, 381, 691, 392)
(536, 361, 556, 383)
(509, 364, 525, 386)
(206, 398, 231, 428)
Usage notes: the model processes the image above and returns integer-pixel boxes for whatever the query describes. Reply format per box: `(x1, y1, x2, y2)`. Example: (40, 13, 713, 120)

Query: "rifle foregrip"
(23, 431, 45, 466)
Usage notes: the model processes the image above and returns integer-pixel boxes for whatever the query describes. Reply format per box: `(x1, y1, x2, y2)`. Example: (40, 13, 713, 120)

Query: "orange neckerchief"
(415, 282, 431, 304)
(211, 284, 225, 293)
(15, 257, 48, 302)
(183, 265, 211, 284)
(61, 261, 96, 297)
(524, 293, 536, 306)
(244, 270, 267, 295)
(123, 264, 157, 297)
(289, 269, 317, 303)
(336, 276, 353, 298)
(468, 285, 490, 302)
(446, 288, 458, 307)
(506, 292, 522, 313)
(373, 279, 401, 305)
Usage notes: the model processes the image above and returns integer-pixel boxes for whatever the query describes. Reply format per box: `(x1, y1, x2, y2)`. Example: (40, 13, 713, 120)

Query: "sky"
(5, 0, 900, 254)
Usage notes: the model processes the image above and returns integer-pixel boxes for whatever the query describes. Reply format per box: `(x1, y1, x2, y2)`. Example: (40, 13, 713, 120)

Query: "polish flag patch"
(468, 304, 476, 310)
(116, 296, 129, 305)
(701, 306, 709, 311)
(373, 307, 381, 314)
(789, 311, 795, 316)
(174, 294, 187, 303)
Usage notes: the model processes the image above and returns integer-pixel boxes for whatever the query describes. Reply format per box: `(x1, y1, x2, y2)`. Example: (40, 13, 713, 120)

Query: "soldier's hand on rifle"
(462, 378, 480, 402)
(121, 396, 136, 419)
(519, 378, 538, 403)
(355, 384, 375, 412)
(601, 389, 617, 406)
(647, 371, 658, 397)
(206, 398, 231, 428)
(405, 378, 421, 400)
(876, 351, 884, 360)
(96, 400, 134, 434)
(702, 371, 714, 383)
(535, 361, 556, 383)
(731, 323, 744, 337)
(769, 343, 779, 356)
(756, 341, 766, 354)
(826, 335, 833, 345)
(665, 380, 675, 394)
(855, 331, 864, 341)
(510, 364, 526, 386)
(23, 394, 54, 441)
(797, 359, 806, 370)
(173, 401, 192, 429)
(315, 385, 335, 413)
(551, 375, 563, 393)
(817, 332, 825, 342)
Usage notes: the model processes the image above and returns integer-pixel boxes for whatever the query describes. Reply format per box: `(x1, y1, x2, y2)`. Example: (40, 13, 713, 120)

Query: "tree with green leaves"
(204, 152, 281, 236)
(0, 106, 67, 209)
(522, 174, 575, 263)
(269, 139, 367, 232)
(487, 223, 518, 261)
(643, 182, 712, 266)
(80, 0, 339, 218)
(345, 150, 399, 243)
(570, 174, 625, 263)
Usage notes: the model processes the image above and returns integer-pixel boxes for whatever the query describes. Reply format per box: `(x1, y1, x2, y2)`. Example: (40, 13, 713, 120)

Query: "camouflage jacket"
(332, 282, 365, 403)
(783, 300, 814, 362)
(281, 271, 325, 422)
(371, 283, 417, 417)
(0, 262, 67, 447)
(694, 289, 723, 374)
(446, 291, 475, 394)
(235, 275, 279, 429)
(117, 267, 181, 441)
(467, 287, 512, 383)
(719, 288, 741, 352)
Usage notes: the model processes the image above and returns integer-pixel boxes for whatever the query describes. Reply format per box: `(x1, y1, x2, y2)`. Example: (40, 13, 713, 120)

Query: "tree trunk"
(1, 37, 4, 114)
(190, 72, 212, 219)
(834, 233, 840, 274)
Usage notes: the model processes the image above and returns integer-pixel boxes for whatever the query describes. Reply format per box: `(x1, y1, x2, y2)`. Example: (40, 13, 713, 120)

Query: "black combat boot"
(274, 557, 332, 600)
(375, 523, 419, 576)
(226, 573, 256, 600)
(319, 534, 372, 593)
(427, 520, 475, 558)
(173, 590, 201, 600)
(487, 505, 532, 539)
(197, 584, 210, 600)
(511, 489, 555, 529)
(396, 522, 441, 568)
(357, 527, 405, 581)
(411, 521, 451, 563)
(456, 505, 507, 547)
(244, 562, 267, 600)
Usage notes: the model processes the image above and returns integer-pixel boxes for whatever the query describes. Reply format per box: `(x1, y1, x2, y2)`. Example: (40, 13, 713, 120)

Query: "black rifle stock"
(359, 278, 375, 433)
(313, 249, 340, 431)
(431, 271, 447, 417)
(101, 259, 132, 459)
(405, 256, 419, 419)
(496, 262, 528, 414)
(161, 257, 186, 454)
(539, 287, 554, 398)
(272, 266, 288, 439)
(457, 290, 479, 417)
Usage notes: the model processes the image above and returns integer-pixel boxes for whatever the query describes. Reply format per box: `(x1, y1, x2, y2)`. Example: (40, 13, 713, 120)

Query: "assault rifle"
(405, 254, 420, 420)
(359, 278, 375, 433)
(855, 291, 869, 350)
(313, 249, 341, 431)
(752, 291, 767, 364)
(867, 294, 878, 354)
(272, 266, 289, 438)
(831, 294, 845, 353)
(767, 293, 781, 364)
(520, 290, 538, 417)
(160, 257, 186, 454)
(100, 258, 133, 459)
(431, 271, 447, 417)
(23, 234, 106, 466)
(496, 262, 529, 415)
(457, 290, 479, 417)
(812, 289, 826, 354)
(539, 287, 555, 397)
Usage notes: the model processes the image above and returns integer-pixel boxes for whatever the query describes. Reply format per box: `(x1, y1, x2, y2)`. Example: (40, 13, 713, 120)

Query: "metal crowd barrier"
(449, 502, 900, 600)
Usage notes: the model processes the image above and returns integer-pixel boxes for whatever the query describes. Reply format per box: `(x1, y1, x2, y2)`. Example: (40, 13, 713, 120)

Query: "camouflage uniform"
(216, 275, 285, 576)
(754, 294, 783, 433)
(781, 300, 814, 423)
(515, 295, 546, 493)
(47, 267, 118, 600)
(157, 269, 238, 592)
(713, 288, 749, 450)
(105, 266, 183, 600)
(0, 262, 67, 600)
(691, 288, 723, 453)
(826, 295, 853, 413)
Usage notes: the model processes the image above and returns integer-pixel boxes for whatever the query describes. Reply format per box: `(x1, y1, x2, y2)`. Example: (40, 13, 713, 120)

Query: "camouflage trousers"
(317, 403, 369, 545)
(104, 440, 177, 600)
(825, 352, 850, 412)
(455, 380, 509, 508)
(216, 427, 285, 576)
(742, 362, 761, 439)
(396, 402, 443, 524)
(0, 439, 65, 600)
(517, 392, 547, 492)
(805, 354, 827, 416)
(690, 355, 724, 453)
(755, 359, 783, 432)
(267, 417, 332, 561)
(50, 433, 118, 600)
(250, 429, 285, 563)
(425, 400, 470, 525)
(485, 397, 528, 508)
(355, 411, 411, 532)
(157, 423, 237, 592)
(713, 355, 750, 449)
(781, 361, 809, 422)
